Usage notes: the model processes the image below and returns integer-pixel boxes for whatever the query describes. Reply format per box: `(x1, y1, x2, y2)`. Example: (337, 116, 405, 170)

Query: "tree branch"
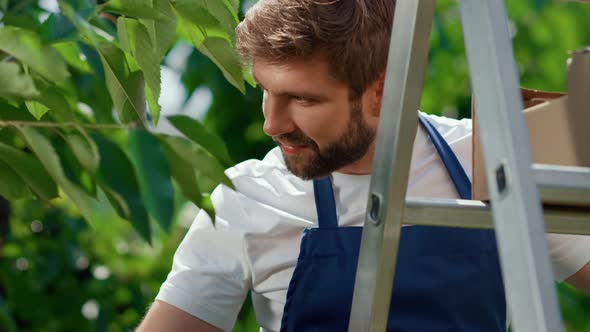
(0, 120, 141, 130)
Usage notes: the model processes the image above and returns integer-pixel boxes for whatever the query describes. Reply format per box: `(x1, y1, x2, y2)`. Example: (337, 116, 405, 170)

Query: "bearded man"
(136, 1, 590, 331)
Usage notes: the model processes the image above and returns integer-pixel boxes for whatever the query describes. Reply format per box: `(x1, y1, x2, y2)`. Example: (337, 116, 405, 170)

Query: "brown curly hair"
(235, 0, 396, 99)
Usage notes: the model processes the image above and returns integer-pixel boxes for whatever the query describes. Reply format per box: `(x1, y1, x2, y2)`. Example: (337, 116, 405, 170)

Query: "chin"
(285, 158, 333, 180)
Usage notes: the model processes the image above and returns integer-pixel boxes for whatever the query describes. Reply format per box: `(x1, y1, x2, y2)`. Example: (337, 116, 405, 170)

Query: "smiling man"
(136, 1, 590, 331)
(254, 58, 378, 179)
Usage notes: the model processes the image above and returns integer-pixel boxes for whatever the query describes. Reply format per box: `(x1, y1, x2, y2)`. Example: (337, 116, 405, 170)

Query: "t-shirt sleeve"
(156, 185, 252, 331)
(547, 233, 590, 282)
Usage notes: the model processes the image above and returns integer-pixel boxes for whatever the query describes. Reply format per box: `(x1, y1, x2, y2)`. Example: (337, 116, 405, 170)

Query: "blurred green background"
(1, 0, 590, 331)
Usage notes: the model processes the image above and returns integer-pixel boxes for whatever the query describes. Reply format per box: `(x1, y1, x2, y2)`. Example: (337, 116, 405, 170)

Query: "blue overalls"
(280, 114, 506, 331)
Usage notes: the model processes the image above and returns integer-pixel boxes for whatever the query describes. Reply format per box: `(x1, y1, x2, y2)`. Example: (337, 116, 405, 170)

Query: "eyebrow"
(281, 90, 327, 101)
(252, 73, 328, 101)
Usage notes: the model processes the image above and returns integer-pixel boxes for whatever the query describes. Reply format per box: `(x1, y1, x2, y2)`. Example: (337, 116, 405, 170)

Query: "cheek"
(362, 107, 380, 129)
(292, 104, 349, 145)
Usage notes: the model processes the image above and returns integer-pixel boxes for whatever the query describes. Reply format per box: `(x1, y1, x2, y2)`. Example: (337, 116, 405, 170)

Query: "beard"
(274, 100, 376, 180)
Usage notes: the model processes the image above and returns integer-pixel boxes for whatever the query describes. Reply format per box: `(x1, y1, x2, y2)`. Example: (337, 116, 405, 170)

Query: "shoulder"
(419, 111, 472, 143)
(414, 112, 474, 182)
(226, 146, 289, 182)
(208, 147, 314, 228)
(224, 147, 310, 199)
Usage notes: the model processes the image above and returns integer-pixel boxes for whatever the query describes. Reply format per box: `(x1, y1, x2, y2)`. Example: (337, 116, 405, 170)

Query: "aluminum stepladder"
(347, 1, 590, 331)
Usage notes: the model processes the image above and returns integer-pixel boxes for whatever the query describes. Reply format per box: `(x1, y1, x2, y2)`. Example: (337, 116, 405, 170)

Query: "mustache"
(273, 131, 317, 148)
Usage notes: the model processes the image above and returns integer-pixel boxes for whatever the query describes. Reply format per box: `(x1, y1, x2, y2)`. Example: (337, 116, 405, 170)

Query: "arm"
(135, 184, 252, 332)
(565, 260, 590, 295)
(135, 300, 222, 332)
(547, 233, 590, 295)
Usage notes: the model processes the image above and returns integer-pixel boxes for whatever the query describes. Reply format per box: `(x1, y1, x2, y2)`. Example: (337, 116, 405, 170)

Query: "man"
(137, 0, 590, 331)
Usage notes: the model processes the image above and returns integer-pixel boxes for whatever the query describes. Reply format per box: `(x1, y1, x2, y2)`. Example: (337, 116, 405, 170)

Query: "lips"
(278, 141, 307, 155)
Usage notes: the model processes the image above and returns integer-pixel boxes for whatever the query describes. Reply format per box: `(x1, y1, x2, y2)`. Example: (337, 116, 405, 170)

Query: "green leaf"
(172, 0, 244, 92)
(0, 27, 70, 83)
(171, 0, 238, 39)
(117, 18, 162, 124)
(24, 101, 49, 120)
(98, 43, 146, 124)
(160, 138, 203, 205)
(161, 139, 215, 221)
(0, 160, 32, 200)
(243, 67, 257, 88)
(198, 37, 245, 93)
(63, 0, 96, 11)
(0, 101, 37, 122)
(16, 126, 98, 222)
(229, 0, 240, 14)
(64, 130, 100, 173)
(93, 135, 152, 243)
(176, 7, 227, 41)
(0, 13, 39, 31)
(128, 130, 175, 232)
(32, 79, 77, 122)
(0, 142, 58, 200)
(52, 42, 94, 74)
(59, 2, 105, 47)
(40, 13, 78, 43)
(114, 0, 177, 125)
(162, 135, 234, 190)
(102, 0, 166, 20)
(0, 62, 39, 100)
(178, 16, 244, 92)
(55, 137, 97, 196)
(145, 85, 160, 126)
(167, 115, 233, 167)
(117, 18, 132, 54)
(199, 193, 215, 221)
(140, 0, 177, 60)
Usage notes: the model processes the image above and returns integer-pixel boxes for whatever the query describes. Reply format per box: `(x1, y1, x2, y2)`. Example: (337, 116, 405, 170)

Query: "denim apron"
(280, 114, 506, 331)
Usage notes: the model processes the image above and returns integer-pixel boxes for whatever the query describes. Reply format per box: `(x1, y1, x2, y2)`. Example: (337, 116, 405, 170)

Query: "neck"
(335, 140, 376, 175)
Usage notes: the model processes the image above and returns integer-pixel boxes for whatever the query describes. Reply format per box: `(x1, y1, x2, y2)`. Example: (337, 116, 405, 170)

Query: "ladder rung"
(534, 164, 590, 207)
(404, 198, 590, 235)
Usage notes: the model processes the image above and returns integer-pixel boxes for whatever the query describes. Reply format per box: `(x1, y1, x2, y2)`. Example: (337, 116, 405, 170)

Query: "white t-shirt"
(156, 112, 590, 332)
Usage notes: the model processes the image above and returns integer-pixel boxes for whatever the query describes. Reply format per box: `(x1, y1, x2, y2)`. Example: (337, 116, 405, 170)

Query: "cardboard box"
(472, 48, 590, 202)
(567, 47, 590, 166)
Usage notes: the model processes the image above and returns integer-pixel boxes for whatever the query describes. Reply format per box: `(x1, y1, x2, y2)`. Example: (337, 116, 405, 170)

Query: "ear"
(375, 72, 385, 106)
(367, 72, 386, 116)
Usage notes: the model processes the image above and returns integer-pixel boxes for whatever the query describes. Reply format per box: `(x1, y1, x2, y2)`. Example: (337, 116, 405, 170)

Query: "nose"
(262, 92, 295, 137)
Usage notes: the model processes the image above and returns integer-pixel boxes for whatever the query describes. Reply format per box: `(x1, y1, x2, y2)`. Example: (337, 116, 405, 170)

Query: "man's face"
(253, 58, 377, 179)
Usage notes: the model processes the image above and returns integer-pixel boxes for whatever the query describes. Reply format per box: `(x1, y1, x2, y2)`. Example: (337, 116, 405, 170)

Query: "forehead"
(252, 57, 349, 96)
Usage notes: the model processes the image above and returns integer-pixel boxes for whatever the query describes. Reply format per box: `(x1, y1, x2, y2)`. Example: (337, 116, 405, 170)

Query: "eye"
(290, 95, 316, 105)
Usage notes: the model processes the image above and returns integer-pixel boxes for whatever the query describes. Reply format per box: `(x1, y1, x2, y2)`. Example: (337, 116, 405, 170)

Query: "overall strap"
(418, 113, 472, 200)
(313, 177, 339, 228)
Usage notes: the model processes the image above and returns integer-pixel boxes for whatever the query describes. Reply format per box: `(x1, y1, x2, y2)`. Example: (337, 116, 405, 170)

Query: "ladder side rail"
(458, 1, 563, 331)
(348, 1, 436, 330)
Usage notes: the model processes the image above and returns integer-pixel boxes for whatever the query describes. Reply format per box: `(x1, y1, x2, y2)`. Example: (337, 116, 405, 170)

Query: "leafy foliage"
(0, 0, 242, 241)
(0, 63, 39, 100)
(0, 0, 247, 329)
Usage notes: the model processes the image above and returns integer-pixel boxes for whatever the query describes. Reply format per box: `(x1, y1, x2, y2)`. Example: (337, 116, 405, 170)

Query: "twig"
(0, 120, 139, 130)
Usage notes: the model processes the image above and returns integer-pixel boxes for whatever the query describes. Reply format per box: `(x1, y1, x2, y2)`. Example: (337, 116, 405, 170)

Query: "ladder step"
(534, 164, 590, 207)
(404, 198, 590, 235)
